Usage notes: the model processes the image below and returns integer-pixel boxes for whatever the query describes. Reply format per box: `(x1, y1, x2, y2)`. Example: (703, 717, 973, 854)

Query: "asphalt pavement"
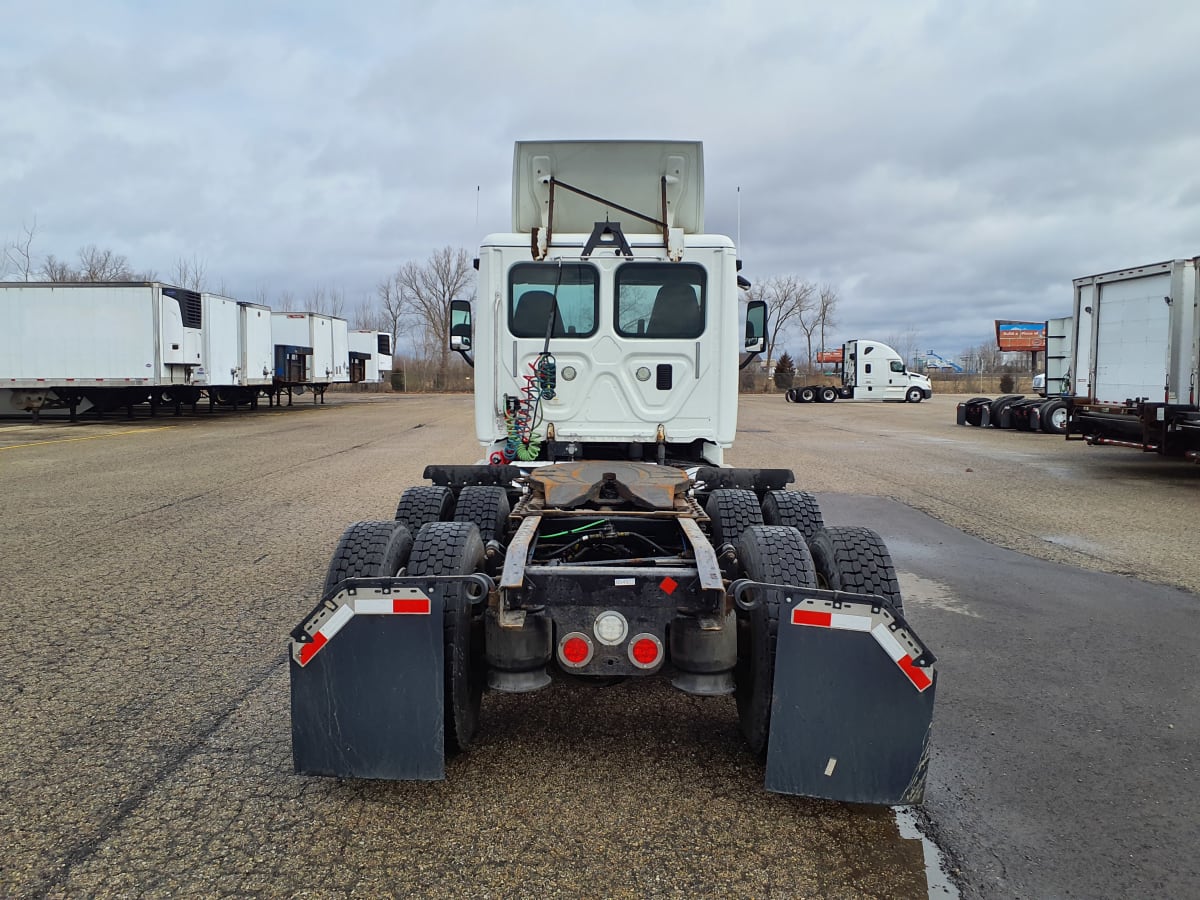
(1, 392, 1197, 898)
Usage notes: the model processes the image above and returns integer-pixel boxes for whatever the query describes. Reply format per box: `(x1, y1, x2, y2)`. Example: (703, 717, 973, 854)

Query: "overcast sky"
(3, 1, 1199, 361)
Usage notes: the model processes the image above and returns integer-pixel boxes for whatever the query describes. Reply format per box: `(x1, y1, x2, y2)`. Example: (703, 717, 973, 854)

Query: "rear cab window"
(508, 263, 598, 338)
(615, 263, 706, 339)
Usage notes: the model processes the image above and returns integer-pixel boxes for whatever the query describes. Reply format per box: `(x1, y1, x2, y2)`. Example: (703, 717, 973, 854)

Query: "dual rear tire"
(730, 505, 903, 758)
(325, 511, 488, 756)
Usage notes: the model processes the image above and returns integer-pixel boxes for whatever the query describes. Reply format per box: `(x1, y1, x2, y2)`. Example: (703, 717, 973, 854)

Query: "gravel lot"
(0, 392, 1195, 898)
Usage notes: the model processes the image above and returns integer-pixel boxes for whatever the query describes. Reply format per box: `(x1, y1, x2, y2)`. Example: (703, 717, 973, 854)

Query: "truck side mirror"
(450, 299, 472, 351)
(745, 300, 767, 353)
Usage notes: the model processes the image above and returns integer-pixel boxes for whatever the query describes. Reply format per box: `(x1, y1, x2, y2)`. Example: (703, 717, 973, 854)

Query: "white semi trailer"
(1067, 258, 1200, 460)
(0, 281, 205, 419)
(195, 295, 275, 408)
(269, 311, 348, 404)
(785, 339, 932, 403)
(348, 329, 393, 383)
(289, 140, 938, 806)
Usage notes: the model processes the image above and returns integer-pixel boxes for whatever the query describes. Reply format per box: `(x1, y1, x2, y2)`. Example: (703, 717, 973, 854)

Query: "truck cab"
(451, 141, 763, 466)
(842, 339, 932, 402)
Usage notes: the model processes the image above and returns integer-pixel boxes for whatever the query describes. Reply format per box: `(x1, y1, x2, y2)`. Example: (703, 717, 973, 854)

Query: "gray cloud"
(2, 0, 1198, 360)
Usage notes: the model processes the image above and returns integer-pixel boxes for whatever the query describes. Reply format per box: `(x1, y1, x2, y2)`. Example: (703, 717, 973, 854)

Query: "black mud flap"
(289, 576, 484, 781)
(765, 592, 936, 805)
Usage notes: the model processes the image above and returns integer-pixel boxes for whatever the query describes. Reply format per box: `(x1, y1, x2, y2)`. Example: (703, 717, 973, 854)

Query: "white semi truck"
(1067, 258, 1200, 460)
(785, 339, 933, 403)
(289, 141, 938, 805)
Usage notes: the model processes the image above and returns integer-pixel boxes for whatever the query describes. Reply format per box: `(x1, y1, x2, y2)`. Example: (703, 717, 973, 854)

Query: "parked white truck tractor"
(288, 141, 938, 805)
(785, 340, 933, 404)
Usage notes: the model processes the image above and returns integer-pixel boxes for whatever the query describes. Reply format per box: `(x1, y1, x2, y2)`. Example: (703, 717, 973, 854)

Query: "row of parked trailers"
(957, 257, 1200, 461)
(0, 282, 393, 420)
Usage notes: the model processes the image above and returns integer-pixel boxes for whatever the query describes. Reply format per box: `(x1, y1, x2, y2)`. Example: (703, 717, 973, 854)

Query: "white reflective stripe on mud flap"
(870, 623, 906, 662)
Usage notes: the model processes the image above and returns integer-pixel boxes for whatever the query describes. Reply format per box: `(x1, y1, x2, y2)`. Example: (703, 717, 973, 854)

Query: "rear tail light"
(628, 633, 663, 669)
(559, 632, 594, 668)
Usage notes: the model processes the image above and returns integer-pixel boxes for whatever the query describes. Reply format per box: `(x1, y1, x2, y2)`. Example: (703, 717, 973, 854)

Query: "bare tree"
(6, 217, 38, 280)
(275, 289, 295, 312)
(171, 254, 208, 290)
(303, 285, 348, 317)
(41, 254, 76, 282)
(395, 247, 474, 389)
(885, 325, 922, 369)
(748, 275, 817, 376)
(376, 275, 407, 358)
(76, 245, 135, 281)
(351, 296, 382, 330)
(816, 283, 839, 356)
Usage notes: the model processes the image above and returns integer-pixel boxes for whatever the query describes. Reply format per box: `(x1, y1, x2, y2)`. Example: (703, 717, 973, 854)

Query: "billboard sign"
(995, 320, 1046, 352)
(815, 348, 844, 363)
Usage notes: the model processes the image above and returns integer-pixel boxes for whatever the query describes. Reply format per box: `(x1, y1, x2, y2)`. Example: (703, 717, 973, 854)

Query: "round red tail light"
(559, 632, 593, 667)
(628, 633, 663, 669)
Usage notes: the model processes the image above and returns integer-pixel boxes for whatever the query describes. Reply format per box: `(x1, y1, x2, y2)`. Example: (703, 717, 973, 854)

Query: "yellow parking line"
(0, 425, 175, 451)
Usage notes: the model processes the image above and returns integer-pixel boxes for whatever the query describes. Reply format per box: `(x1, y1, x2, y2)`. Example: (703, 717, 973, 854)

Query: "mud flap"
(765, 592, 936, 805)
(289, 577, 482, 780)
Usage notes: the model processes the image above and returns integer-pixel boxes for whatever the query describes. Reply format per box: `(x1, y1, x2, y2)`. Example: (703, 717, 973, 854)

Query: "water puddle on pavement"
(899, 572, 980, 618)
(896, 808, 961, 898)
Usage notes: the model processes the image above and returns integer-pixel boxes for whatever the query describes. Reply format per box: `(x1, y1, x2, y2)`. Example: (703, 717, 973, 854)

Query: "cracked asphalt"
(1, 392, 1196, 898)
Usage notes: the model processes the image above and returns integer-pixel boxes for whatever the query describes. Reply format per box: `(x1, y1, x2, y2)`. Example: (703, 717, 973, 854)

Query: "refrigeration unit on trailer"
(375, 332, 393, 375)
(785, 339, 932, 403)
(289, 140, 938, 806)
(0, 281, 203, 419)
(1067, 258, 1200, 459)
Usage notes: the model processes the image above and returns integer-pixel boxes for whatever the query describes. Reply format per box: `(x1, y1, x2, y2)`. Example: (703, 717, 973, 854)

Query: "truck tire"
(1040, 399, 1068, 435)
(963, 398, 990, 426)
(808, 526, 904, 615)
(988, 394, 1023, 421)
(322, 520, 414, 597)
(761, 490, 824, 542)
(905, 387, 924, 403)
(734, 525, 818, 756)
(798, 386, 816, 403)
(705, 489, 764, 548)
(407, 521, 487, 754)
(394, 485, 455, 534)
(784, 388, 796, 403)
(453, 485, 511, 543)
(989, 395, 1024, 428)
(819, 386, 839, 403)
